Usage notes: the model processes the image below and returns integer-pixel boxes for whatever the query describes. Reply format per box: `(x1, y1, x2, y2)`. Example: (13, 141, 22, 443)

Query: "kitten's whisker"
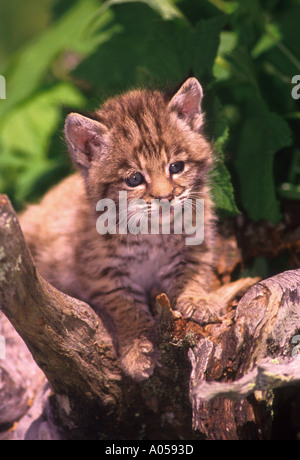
(116, 210, 132, 229)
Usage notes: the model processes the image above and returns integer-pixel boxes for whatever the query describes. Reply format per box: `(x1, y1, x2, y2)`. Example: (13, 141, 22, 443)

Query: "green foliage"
(0, 0, 299, 221)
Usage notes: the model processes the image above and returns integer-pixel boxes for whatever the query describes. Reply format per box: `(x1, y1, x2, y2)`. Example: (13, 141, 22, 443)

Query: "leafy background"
(0, 0, 299, 277)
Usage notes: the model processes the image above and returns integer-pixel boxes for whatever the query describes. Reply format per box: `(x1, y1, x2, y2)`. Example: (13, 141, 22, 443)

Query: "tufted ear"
(65, 113, 108, 174)
(169, 78, 203, 128)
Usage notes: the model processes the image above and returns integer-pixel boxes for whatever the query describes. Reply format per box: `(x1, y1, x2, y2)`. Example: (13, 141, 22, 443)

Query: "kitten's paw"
(120, 337, 156, 382)
(176, 296, 224, 326)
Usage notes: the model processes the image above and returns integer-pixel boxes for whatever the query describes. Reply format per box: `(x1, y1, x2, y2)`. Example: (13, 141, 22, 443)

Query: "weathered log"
(0, 195, 122, 439)
(189, 269, 300, 440)
(1, 193, 300, 440)
(0, 195, 198, 439)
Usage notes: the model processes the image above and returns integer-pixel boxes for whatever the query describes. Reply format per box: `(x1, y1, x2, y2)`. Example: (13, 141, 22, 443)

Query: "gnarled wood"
(189, 269, 300, 440)
(0, 195, 196, 440)
(1, 193, 300, 440)
(0, 195, 122, 439)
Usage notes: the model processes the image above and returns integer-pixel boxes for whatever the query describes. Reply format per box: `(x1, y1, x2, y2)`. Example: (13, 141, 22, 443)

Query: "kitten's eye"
(125, 172, 144, 187)
(169, 161, 184, 175)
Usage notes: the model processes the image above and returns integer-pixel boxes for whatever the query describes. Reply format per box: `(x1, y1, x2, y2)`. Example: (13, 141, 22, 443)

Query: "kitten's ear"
(65, 113, 108, 173)
(169, 78, 203, 128)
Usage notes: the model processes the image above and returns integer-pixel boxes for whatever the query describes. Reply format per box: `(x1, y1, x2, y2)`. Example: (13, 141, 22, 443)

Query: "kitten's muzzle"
(149, 193, 174, 202)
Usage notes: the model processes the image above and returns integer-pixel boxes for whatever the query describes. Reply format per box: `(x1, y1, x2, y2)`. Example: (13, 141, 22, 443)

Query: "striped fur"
(20, 78, 219, 381)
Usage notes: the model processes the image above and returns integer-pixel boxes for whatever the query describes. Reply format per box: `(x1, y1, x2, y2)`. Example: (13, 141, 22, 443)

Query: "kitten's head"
(65, 78, 213, 214)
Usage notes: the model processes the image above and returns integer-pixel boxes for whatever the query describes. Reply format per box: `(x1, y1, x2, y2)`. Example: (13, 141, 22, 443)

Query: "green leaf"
(234, 100, 292, 222)
(0, 83, 85, 205)
(211, 160, 239, 217)
(211, 123, 239, 217)
(252, 23, 282, 58)
(75, 2, 196, 93)
(76, 2, 226, 92)
(0, 0, 100, 117)
(207, 0, 238, 15)
(204, 93, 239, 216)
(231, 0, 265, 49)
(193, 16, 226, 81)
(91, 0, 185, 22)
(75, 3, 162, 92)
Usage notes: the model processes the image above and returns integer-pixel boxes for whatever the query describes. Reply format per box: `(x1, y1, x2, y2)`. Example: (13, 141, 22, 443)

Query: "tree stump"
(0, 194, 300, 440)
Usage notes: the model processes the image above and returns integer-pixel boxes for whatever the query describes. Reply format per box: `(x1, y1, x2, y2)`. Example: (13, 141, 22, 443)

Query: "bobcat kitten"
(20, 78, 220, 381)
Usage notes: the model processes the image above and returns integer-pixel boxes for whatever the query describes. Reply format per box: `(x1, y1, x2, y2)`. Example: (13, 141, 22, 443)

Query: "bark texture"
(0, 194, 300, 440)
(189, 269, 300, 439)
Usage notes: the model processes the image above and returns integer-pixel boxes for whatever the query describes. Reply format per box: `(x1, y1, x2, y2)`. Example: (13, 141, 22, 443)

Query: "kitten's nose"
(153, 193, 173, 202)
